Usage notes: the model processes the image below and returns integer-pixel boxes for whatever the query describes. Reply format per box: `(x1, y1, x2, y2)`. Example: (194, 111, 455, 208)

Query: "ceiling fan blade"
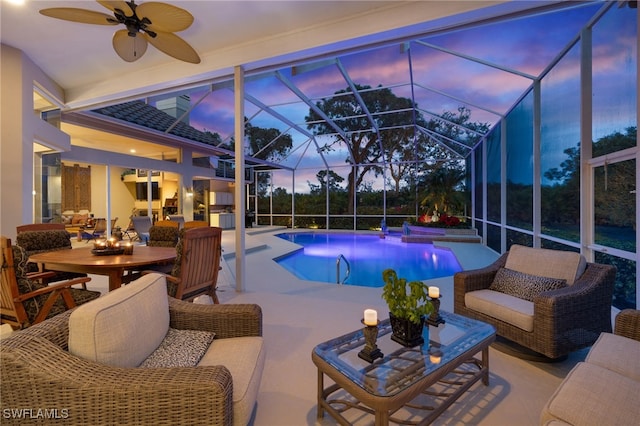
(39, 8, 118, 25)
(136, 2, 194, 33)
(143, 31, 200, 64)
(97, 1, 134, 17)
(113, 29, 148, 62)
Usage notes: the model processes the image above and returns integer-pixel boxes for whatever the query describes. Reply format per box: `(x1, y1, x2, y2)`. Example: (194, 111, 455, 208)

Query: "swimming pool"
(275, 232, 462, 287)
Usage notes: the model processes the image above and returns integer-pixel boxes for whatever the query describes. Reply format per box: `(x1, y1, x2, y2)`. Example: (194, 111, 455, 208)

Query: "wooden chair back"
(93, 218, 107, 233)
(17, 223, 65, 233)
(184, 221, 209, 229)
(173, 227, 222, 303)
(1, 237, 27, 328)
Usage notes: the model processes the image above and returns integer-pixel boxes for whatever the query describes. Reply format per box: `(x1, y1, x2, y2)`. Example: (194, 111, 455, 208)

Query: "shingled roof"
(92, 100, 223, 146)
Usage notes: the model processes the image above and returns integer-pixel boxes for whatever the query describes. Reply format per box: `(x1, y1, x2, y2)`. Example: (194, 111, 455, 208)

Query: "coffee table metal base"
(314, 346, 491, 426)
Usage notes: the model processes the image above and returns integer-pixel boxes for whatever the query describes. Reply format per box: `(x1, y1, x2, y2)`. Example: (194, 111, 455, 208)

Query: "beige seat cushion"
(505, 244, 586, 285)
(465, 289, 534, 331)
(541, 362, 640, 426)
(69, 273, 169, 368)
(586, 332, 640, 382)
(199, 336, 266, 426)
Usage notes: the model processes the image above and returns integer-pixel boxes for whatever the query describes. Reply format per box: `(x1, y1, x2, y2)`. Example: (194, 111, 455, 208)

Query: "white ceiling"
(0, 0, 540, 110)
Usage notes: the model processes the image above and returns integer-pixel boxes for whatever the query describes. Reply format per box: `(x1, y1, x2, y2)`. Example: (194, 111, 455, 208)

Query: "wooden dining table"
(29, 245, 177, 292)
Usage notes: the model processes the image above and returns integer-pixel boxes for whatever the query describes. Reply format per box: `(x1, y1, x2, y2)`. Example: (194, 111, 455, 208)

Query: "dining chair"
(80, 218, 108, 242)
(147, 225, 179, 248)
(165, 226, 222, 303)
(15, 226, 88, 288)
(1, 236, 101, 329)
(167, 214, 185, 228)
(154, 220, 179, 228)
(124, 218, 136, 240)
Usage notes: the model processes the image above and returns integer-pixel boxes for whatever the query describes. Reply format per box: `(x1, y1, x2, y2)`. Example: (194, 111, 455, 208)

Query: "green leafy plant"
(120, 169, 136, 180)
(381, 268, 433, 324)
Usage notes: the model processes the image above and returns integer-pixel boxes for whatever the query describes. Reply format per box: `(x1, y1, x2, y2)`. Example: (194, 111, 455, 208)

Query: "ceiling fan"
(39, 1, 201, 64)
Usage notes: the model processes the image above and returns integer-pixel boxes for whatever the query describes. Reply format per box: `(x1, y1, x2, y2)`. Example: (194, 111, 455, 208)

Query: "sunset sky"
(150, 1, 636, 191)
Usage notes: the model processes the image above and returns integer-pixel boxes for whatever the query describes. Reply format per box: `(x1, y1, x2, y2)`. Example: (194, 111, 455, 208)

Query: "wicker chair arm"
(1, 336, 233, 425)
(615, 309, 640, 341)
(169, 297, 262, 338)
(533, 263, 617, 334)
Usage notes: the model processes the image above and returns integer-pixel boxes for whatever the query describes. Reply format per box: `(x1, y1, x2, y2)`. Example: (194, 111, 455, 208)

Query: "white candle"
(428, 286, 440, 298)
(363, 309, 377, 326)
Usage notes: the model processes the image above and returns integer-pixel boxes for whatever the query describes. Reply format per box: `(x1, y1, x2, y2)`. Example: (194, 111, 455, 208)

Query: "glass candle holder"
(94, 239, 107, 250)
(123, 243, 134, 255)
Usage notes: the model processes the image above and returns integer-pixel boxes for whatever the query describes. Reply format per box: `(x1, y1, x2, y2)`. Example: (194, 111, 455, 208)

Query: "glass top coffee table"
(312, 311, 496, 425)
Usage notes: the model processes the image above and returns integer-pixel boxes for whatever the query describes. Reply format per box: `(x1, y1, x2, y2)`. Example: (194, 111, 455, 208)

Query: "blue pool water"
(275, 232, 462, 287)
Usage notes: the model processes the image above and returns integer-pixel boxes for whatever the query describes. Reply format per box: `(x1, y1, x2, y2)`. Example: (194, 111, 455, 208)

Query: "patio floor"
(81, 227, 592, 425)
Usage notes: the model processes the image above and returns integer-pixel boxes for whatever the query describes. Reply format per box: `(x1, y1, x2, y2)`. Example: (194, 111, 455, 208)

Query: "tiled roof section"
(92, 100, 222, 146)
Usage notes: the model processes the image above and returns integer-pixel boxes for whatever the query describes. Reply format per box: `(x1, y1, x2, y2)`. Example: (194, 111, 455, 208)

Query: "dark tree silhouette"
(306, 84, 427, 213)
(230, 119, 293, 197)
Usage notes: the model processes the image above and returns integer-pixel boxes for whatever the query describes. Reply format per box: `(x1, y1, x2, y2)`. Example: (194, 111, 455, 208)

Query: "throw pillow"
(139, 328, 216, 368)
(489, 267, 567, 302)
(71, 214, 88, 225)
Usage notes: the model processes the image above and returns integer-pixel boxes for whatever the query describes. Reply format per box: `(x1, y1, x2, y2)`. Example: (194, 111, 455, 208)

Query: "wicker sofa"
(0, 273, 265, 425)
(454, 245, 617, 359)
(541, 309, 640, 425)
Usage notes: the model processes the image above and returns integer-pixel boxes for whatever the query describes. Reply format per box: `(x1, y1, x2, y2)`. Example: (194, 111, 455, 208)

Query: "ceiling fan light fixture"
(113, 29, 148, 62)
(40, 0, 200, 64)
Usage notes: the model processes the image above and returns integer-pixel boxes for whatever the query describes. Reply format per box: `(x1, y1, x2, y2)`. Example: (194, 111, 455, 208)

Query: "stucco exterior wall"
(1, 44, 68, 239)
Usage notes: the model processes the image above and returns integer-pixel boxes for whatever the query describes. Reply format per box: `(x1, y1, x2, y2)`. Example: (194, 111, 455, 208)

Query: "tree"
(244, 121, 292, 162)
(230, 119, 293, 197)
(543, 126, 636, 228)
(426, 107, 488, 142)
(308, 170, 345, 194)
(418, 163, 467, 215)
(416, 107, 489, 216)
(306, 84, 424, 213)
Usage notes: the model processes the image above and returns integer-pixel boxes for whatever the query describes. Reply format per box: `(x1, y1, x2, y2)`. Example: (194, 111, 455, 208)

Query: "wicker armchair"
(615, 308, 640, 341)
(454, 250, 617, 359)
(0, 297, 263, 425)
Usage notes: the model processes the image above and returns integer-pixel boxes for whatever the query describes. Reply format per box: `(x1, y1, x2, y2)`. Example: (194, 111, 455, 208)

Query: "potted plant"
(381, 268, 434, 347)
